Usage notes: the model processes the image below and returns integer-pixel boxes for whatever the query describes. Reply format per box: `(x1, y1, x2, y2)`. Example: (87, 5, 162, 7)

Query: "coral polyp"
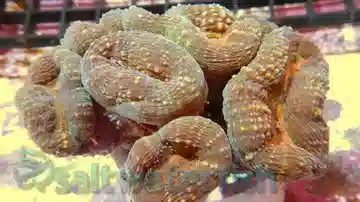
(26, 53, 59, 85)
(285, 54, 330, 159)
(61, 21, 108, 56)
(165, 4, 235, 34)
(97, 4, 271, 78)
(81, 30, 208, 126)
(15, 49, 96, 156)
(222, 26, 328, 181)
(16, 47, 153, 158)
(122, 116, 232, 202)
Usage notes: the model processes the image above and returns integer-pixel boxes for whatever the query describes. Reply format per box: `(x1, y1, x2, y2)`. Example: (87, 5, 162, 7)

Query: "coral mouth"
(206, 32, 223, 39)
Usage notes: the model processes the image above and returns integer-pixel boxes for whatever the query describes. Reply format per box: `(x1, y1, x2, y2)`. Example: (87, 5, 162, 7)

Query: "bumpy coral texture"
(235, 14, 278, 34)
(26, 53, 59, 85)
(102, 4, 266, 78)
(15, 49, 96, 156)
(98, 4, 280, 128)
(222, 26, 328, 181)
(284, 54, 330, 159)
(99, 8, 125, 33)
(122, 116, 232, 202)
(15, 49, 153, 158)
(61, 21, 108, 56)
(81, 30, 208, 126)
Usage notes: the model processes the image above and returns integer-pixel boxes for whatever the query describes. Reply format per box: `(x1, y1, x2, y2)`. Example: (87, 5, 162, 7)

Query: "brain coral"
(15, 47, 153, 158)
(81, 30, 208, 126)
(121, 116, 232, 202)
(97, 4, 280, 127)
(285, 54, 330, 159)
(222, 26, 328, 181)
(14, 3, 334, 201)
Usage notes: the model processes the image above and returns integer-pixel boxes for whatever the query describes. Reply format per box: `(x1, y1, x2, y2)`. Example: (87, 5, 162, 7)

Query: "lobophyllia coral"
(119, 4, 266, 77)
(222, 26, 327, 181)
(121, 116, 232, 202)
(99, 8, 125, 33)
(26, 53, 60, 85)
(61, 21, 108, 56)
(97, 5, 279, 126)
(81, 30, 208, 126)
(284, 54, 330, 159)
(15, 48, 153, 158)
(14, 3, 335, 201)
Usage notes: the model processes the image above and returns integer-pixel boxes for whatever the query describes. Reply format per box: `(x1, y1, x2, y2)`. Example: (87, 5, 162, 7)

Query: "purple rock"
(323, 99, 342, 122)
(71, 184, 78, 193)
(344, 127, 360, 149)
(91, 183, 129, 202)
(0, 149, 22, 187)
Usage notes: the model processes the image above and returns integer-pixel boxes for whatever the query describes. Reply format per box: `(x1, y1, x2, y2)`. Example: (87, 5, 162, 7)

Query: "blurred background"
(0, 0, 360, 202)
(1, 0, 360, 77)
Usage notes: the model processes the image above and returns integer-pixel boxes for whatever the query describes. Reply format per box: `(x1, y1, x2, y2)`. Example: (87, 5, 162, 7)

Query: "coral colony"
(14, 3, 343, 202)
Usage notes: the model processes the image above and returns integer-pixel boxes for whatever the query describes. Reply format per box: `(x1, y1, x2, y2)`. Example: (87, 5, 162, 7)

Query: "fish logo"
(13, 147, 55, 192)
